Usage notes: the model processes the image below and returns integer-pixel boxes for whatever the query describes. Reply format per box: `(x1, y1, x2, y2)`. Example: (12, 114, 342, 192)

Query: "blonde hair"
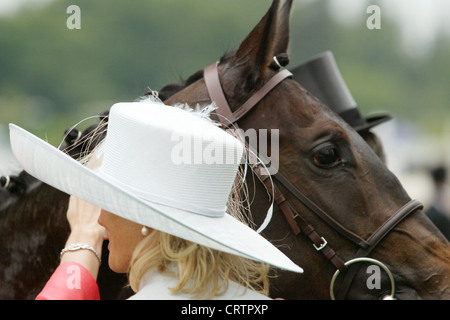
(128, 167, 271, 299)
(128, 231, 270, 299)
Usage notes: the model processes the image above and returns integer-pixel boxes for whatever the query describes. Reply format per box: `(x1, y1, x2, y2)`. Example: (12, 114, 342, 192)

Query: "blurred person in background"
(426, 166, 450, 240)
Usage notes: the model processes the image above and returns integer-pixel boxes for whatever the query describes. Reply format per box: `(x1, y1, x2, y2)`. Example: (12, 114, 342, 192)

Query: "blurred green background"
(1, 0, 449, 203)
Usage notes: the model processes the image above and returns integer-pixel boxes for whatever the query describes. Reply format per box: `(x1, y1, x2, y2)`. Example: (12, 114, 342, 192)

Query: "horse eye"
(313, 146, 341, 167)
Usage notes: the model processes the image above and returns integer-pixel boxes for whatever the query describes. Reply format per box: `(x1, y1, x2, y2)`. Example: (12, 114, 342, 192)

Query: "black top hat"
(290, 51, 392, 132)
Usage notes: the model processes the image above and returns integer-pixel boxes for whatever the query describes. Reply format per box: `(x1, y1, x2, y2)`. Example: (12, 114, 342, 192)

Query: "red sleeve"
(36, 261, 100, 300)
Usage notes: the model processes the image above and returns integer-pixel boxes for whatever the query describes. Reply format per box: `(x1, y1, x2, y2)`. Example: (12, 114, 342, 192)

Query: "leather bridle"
(203, 61, 424, 299)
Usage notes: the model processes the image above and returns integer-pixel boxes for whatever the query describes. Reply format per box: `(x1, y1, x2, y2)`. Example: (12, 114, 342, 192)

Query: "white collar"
(128, 264, 270, 300)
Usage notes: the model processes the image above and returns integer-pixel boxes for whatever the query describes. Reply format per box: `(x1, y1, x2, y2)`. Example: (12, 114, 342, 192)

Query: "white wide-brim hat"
(9, 100, 303, 274)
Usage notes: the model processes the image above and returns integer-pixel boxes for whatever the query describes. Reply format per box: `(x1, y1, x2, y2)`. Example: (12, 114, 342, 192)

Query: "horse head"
(162, 0, 450, 299)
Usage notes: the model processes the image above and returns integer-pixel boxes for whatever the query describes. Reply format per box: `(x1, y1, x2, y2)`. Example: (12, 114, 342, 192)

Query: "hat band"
(98, 169, 226, 218)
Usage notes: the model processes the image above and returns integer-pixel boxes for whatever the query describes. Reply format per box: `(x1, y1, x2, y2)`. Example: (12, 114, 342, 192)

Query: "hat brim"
(9, 124, 302, 274)
(353, 114, 393, 132)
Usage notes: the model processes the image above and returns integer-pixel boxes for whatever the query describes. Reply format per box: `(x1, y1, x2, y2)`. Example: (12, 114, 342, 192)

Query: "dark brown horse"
(1, 0, 449, 299)
(161, 0, 450, 299)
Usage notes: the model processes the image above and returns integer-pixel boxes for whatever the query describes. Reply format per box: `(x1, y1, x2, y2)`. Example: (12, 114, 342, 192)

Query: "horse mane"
(155, 51, 233, 101)
(155, 51, 289, 102)
(156, 69, 204, 101)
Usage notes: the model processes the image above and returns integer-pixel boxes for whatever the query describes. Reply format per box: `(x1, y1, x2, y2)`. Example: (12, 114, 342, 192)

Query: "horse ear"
(273, 0, 293, 55)
(231, 0, 292, 87)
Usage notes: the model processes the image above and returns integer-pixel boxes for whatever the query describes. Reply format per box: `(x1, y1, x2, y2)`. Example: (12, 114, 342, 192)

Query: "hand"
(62, 196, 105, 279)
(66, 196, 105, 239)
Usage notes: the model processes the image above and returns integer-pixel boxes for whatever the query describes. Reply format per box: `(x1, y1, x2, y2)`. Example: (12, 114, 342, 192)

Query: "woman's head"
(98, 166, 270, 299)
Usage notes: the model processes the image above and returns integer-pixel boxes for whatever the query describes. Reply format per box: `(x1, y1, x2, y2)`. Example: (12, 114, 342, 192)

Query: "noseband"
(203, 61, 424, 299)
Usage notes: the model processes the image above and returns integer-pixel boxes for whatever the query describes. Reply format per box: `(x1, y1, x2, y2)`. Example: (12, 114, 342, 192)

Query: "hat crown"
(291, 51, 357, 114)
(98, 102, 243, 217)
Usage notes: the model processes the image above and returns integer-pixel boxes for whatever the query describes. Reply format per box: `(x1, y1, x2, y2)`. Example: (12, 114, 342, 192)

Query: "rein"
(203, 61, 424, 299)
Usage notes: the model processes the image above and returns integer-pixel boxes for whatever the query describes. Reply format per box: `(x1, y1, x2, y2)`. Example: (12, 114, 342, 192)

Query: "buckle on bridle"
(313, 237, 327, 251)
